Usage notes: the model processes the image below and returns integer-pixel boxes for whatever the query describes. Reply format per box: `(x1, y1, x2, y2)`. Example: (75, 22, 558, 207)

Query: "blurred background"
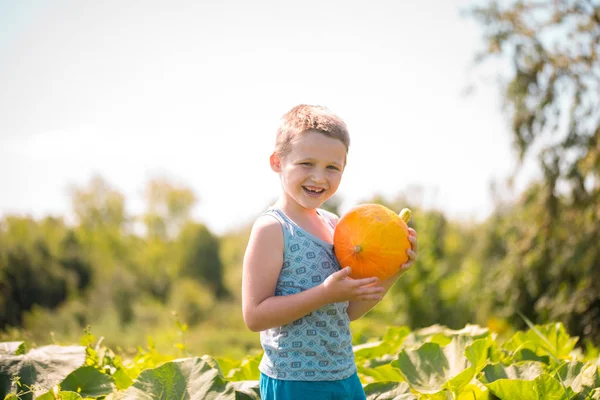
(1, 0, 598, 360)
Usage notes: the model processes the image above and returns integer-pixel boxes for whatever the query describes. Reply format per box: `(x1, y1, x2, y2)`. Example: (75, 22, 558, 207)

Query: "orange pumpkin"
(333, 204, 412, 280)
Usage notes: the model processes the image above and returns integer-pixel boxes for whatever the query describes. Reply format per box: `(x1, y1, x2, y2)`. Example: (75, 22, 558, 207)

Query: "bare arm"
(242, 215, 384, 332)
(346, 228, 418, 321)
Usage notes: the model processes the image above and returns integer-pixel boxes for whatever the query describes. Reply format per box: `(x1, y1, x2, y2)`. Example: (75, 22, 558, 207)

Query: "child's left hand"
(399, 228, 418, 274)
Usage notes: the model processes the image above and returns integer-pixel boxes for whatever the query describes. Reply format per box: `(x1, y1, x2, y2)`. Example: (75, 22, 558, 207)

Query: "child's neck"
(274, 198, 319, 222)
(274, 198, 333, 243)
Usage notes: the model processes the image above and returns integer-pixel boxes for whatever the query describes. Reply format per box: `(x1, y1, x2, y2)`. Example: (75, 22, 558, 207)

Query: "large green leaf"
(480, 361, 579, 400)
(363, 381, 417, 399)
(484, 373, 572, 400)
(0, 345, 86, 400)
(503, 323, 578, 361)
(353, 327, 412, 384)
(60, 365, 115, 397)
(455, 383, 489, 400)
(391, 336, 491, 395)
(480, 361, 545, 384)
(404, 325, 490, 348)
(354, 327, 411, 359)
(392, 342, 448, 394)
(216, 353, 261, 381)
(554, 361, 600, 398)
(118, 357, 241, 399)
(229, 381, 260, 400)
(588, 388, 600, 399)
(112, 368, 133, 390)
(358, 362, 406, 383)
(36, 390, 83, 400)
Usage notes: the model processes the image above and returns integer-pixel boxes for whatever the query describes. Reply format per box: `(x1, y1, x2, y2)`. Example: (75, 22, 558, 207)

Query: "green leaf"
(363, 381, 417, 399)
(229, 381, 260, 399)
(216, 354, 261, 381)
(56, 392, 83, 400)
(392, 336, 491, 395)
(485, 373, 571, 400)
(445, 337, 492, 394)
(358, 362, 406, 383)
(0, 345, 86, 399)
(392, 342, 448, 394)
(554, 361, 600, 397)
(36, 391, 83, 400)
(119, 357, 239, 399)
(511, 349, 550, 364)
(112, 368, 133, 390)
(504, 322, 578, 361)
(456, 383, 490, 400)
(480, 361, 545, 383)
(405, 324, 490, 347)
(587, 388, 600, 399)
(60, 365, 116, 397)
(354, 327, 411, 360)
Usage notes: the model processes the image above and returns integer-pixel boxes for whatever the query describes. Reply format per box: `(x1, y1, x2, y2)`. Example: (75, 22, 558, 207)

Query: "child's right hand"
(322, 266, 385, 303)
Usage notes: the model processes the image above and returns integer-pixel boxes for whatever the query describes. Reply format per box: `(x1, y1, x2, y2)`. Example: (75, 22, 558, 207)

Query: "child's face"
(271, 130, 346, 211)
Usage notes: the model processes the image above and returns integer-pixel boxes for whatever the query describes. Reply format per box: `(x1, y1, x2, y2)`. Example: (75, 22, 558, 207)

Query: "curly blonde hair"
(275, 104, 350, 158)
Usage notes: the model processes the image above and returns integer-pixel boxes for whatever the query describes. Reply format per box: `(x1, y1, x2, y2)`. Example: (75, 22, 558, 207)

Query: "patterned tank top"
(258, 207, 356, 381)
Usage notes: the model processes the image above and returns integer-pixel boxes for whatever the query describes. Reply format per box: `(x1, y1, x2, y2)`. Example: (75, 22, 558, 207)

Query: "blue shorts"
(259, 372, 366, 400)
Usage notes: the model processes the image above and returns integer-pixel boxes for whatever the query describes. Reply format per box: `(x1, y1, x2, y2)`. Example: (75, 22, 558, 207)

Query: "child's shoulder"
(317, 208, 340, 226)
(249, 212, 284, 238)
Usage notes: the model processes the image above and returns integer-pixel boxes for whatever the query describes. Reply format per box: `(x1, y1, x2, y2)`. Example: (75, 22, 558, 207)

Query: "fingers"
(338, 267, 380, 286)
(356, 286, 385, 301)
(352, 276, 380, 287)
(356, 293, 384, 301)
(334, 266, 352, 279)
(399, 261, 413, 272)
(408, 234, 418, 253)
(400, 248, 417, 270)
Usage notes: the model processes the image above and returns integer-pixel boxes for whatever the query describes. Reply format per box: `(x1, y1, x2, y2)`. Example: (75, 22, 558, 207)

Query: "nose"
(311, 168, 326, 183)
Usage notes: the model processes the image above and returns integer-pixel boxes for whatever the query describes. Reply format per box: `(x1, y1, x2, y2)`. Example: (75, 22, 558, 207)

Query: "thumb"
(335, 266, 351, 279)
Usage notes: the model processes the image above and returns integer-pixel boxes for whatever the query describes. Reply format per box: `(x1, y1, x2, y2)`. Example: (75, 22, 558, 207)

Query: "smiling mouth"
(303, 186, 325, 197)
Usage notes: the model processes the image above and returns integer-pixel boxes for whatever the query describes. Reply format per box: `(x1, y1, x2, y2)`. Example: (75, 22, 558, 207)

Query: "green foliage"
(143, 177, 197, 241)
(468, 0, 600, 344)
(1, 322, 598, 399)
(0, 175, 236, 362)
(70, 176, 126, 232)
(178, 222, 230, 299)
(0, 343, 87, 399)
(0, 218, 92, 330)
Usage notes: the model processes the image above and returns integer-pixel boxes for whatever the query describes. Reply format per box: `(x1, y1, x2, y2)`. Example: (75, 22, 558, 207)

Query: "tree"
(143, 177, 197, 241)
(0, 217, 94, 329)
(70, 176, 126, 231)
(469, 0, 600, 343)
(178, 222, 230, 299)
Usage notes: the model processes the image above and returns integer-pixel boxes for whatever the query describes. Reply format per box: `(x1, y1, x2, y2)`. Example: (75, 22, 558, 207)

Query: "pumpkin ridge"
(337, 251, 357, 266)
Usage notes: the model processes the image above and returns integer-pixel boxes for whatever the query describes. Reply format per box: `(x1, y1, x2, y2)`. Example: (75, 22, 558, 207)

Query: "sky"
(0, 0, 538, 235)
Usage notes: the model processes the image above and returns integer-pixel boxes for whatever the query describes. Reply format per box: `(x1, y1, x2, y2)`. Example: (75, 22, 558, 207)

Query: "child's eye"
(327, 166, 340, 171)
(300, 162, 313, 167)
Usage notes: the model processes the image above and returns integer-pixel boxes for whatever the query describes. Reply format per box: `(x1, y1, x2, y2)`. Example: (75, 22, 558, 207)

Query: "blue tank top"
(258, 207, 356, 381)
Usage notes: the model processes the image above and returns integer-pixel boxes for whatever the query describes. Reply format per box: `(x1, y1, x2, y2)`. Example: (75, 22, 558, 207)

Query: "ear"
(270, 152, 282, 172)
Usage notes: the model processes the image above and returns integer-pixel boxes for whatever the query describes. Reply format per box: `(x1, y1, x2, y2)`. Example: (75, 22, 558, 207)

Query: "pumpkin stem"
(399, 208, 412, 223)
(353, 245, 362, 253)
